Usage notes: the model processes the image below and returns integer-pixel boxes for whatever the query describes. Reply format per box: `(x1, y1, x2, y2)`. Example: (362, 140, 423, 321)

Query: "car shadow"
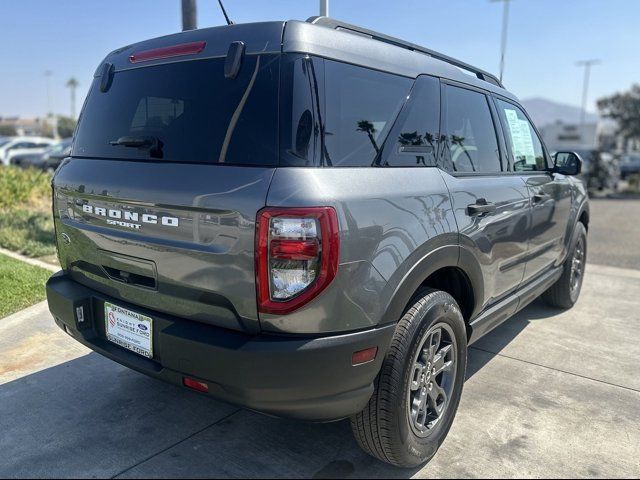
(0, 298, 564, 479)
(465, 298, 563, 380)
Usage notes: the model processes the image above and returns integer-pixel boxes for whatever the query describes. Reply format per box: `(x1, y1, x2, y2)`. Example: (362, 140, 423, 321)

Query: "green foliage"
(0, 209, 56, 258)
(0, 166, 55, 258)
(0, 254, 51, 318)
(628, 173, 640, 193)
(597, 84, 640, 142)
(0, 166, 51, 209)
(57, 116, 77, 139)
(0, 125, 17, 136)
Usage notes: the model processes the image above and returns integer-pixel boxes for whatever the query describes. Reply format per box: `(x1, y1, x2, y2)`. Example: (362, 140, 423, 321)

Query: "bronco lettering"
(82, 204, 178, 227)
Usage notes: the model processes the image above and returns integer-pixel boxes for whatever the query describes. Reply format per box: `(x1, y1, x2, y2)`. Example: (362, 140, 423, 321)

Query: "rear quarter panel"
(263, 167, 458, 334)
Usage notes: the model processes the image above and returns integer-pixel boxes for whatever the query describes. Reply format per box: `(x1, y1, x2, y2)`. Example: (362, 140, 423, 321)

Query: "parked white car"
(0, 137, 55, 166)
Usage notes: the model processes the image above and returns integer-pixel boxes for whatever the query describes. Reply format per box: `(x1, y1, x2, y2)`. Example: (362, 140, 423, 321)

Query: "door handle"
(467, 199, 496, 216)
(533, 193, 552, 204)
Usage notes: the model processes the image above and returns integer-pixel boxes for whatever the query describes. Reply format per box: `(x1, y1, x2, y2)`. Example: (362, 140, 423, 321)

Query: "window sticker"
(504, 108, 536, 165)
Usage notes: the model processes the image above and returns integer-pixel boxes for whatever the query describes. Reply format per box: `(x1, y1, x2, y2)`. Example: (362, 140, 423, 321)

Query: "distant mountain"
(520, 97, 599, 127)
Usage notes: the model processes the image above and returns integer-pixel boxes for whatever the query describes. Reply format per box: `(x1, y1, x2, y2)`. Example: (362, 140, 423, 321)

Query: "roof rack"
(306, 16, 504, 88)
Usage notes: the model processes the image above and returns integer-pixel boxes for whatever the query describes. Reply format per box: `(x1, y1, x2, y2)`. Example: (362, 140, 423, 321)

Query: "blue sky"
(1, 0, 638, 118)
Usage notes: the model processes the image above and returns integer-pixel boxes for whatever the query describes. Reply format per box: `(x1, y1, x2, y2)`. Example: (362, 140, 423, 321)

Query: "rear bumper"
(46, 271, 393, 421)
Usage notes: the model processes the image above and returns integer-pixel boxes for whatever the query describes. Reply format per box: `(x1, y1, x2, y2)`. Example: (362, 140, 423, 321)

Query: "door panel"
(491, 97, 572, 282)
(439, 84, 530, 310)
(522, 173, 573, 281)
(443, 173, 530, 308)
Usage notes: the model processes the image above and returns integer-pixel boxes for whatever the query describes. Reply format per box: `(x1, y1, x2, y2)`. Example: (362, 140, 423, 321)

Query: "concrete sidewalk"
(0, 263, 639, 478)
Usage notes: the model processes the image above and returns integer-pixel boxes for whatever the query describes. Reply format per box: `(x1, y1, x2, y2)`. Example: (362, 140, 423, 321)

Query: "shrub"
(0, 166, 51, 210)
(0, 209, 56, 257)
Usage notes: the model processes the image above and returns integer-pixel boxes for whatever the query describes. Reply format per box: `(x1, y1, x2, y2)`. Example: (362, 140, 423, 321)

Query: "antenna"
(217, 0, 234, 25)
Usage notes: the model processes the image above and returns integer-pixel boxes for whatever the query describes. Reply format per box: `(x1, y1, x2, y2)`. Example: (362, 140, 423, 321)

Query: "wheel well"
(579, 210, 589, 230)
(419, 267, 474, 323)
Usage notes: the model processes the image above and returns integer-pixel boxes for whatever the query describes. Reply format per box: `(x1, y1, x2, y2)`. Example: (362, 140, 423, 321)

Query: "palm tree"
(66, 77, 79, 119)
(398, 131, 426, 165)
(451, 135, 476, 172)
(357, 120, 380, 154)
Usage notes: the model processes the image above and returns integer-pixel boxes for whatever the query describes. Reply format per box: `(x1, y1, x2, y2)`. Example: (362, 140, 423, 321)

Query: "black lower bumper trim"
(46, 271, 394, 421)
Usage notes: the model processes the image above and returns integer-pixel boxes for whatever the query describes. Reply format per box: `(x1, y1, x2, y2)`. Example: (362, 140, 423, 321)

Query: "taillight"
(256, 207, 339, 314)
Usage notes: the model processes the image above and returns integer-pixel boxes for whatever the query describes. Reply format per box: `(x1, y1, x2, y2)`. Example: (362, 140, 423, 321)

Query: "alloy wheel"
(407, 322, 457, 438)
(570, 236, 585, 295)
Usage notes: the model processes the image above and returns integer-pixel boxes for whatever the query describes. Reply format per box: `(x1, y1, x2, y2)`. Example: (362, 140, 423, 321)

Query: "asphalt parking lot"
(1, 198, 639, 478)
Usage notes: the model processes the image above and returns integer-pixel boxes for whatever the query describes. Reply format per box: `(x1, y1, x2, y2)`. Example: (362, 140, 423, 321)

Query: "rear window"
(73, 54, 279, 165)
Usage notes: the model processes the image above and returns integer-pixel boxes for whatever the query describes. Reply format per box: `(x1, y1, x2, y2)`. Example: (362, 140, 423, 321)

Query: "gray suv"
(46, 17, 589, 468)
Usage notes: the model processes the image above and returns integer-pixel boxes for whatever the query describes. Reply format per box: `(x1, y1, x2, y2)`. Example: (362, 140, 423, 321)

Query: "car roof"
(285, 18, 513, 99)
(100, 18, 517, 103)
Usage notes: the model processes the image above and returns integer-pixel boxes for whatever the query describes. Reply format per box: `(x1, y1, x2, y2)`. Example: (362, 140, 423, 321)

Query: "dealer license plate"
(105, 302, 153, 358)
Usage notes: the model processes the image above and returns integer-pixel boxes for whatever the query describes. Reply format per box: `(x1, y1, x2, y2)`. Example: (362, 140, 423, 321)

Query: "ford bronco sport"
(46, 17, 589, 467)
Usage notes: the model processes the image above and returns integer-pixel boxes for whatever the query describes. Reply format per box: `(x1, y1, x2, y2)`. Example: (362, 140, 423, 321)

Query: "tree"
(0, 125, 17, 136)
(356, 120, 380, 154)
(597, 84, 640, 143)
(57, 116, 77, 138)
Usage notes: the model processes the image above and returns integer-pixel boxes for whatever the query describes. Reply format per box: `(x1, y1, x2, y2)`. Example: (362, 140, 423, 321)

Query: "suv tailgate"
(54, 159, 274, 333)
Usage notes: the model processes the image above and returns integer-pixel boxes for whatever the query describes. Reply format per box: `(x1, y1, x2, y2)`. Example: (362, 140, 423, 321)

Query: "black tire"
(542, 222, 587, 309)
(350, 288, 467, 468)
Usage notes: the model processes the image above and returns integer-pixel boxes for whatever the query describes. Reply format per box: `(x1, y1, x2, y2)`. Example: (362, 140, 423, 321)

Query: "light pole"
(44, 70, 53, 116)
(320, 0, 329, 17)
(491, 0, 513, 83)
(182, 0, 197, 31)
(44, 70, 59, 139)
(66, 77, 79, 119)
(576, 59, 601, 126)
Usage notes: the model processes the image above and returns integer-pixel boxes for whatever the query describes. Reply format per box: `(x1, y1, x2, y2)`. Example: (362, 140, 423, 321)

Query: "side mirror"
(553, 151, 583, 176)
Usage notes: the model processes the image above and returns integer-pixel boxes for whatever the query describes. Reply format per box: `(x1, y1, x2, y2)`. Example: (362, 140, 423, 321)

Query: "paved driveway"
(588, 198, 640, 270)
(1, 263, 639, 478)
(1, 200, 640, 478)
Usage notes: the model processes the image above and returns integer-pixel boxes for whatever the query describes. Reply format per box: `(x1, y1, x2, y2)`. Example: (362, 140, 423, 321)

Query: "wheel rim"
(570, 236, 585, 295)
(407, 322, 457, 438)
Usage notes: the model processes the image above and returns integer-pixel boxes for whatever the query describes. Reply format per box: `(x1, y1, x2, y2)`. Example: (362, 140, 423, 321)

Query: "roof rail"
(306, 16, 504, 88)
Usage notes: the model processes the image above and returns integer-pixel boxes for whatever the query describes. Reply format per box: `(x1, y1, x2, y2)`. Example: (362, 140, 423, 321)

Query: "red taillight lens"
(129, 41, 206, 63)
(270, 238, 319, 261)
(256, 207, 339, 315)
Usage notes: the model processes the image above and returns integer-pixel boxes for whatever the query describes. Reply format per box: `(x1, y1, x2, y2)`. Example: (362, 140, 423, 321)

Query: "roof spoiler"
(306, 16, 504, 89)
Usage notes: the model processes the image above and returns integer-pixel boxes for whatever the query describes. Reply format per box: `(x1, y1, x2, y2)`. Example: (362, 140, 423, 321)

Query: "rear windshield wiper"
(109, 136, 164, 159)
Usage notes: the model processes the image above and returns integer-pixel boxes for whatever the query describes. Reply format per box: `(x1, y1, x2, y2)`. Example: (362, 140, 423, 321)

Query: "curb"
(0, 247, 59, 272)
(0, 300, 49, 326)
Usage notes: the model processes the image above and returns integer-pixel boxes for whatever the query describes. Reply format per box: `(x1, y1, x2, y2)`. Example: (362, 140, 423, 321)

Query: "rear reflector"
(352, 347, 378, 366)
(183, 377, 209, 393)
(129, 41, 206, 64)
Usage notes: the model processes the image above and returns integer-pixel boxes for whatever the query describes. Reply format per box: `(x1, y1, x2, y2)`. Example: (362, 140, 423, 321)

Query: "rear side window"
(495, 99, 547, 171)
(377, 75, 440, 167)
(441, 85, 502, 173)
(279, 55, 324, 167)
(323, 60, 412, 167)
(73, 54, 279, 165)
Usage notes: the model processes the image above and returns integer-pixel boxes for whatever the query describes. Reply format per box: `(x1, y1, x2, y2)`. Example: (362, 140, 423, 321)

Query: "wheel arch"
(380, 243, 484, 338)
(578, 203, 590, 231)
